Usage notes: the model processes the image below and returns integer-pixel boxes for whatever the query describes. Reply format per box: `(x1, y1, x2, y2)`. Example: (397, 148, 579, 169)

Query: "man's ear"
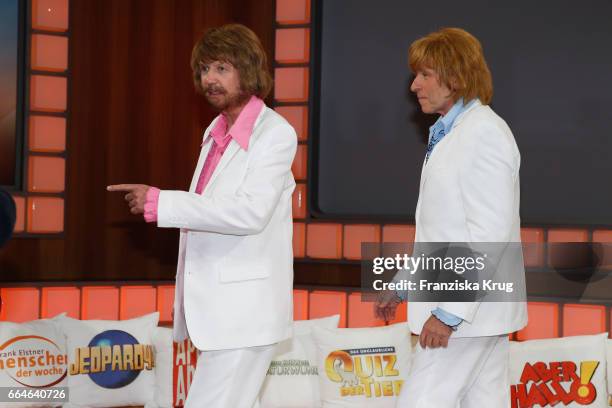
(448, 76, 463, 91)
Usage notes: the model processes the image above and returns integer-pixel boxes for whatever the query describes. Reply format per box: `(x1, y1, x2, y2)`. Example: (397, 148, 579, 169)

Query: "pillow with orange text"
(509, 333, 608, 408)
(311, 323, 411, 408)
(0, 315, 68, 408)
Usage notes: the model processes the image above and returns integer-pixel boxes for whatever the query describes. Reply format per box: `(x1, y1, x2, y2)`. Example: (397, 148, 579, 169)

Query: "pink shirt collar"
(206, 95, 265, 150)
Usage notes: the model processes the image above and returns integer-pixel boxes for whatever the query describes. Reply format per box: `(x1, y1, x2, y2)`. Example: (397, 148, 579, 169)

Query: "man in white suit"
(376, 28, 527, 407)
(108, 24, 297, 407)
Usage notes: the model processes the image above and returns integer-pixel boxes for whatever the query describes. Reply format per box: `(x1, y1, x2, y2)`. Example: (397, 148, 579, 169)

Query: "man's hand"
(107, 184, 150, 215)
(374, 290, 402, 321)
(419, 315, 453, 349)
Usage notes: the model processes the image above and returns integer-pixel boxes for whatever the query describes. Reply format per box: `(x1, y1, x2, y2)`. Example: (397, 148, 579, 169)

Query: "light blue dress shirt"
(424, 98, 476, 328)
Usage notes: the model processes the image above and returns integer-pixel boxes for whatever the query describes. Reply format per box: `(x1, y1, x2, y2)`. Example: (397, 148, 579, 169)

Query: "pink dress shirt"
(144, 95, 265, 223)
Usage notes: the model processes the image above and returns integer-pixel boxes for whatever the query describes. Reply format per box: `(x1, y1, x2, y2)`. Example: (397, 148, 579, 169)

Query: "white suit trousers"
(397, 335, 510, 408)
(185, 344, 277, 408)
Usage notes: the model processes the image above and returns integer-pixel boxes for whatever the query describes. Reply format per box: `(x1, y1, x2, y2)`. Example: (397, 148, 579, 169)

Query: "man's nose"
(410, 78, 419, 93)
(202, 71, 217, 85)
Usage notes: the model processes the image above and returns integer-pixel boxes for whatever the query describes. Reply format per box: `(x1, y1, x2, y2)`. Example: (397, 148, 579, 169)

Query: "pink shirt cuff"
(144, 187, 160, 223)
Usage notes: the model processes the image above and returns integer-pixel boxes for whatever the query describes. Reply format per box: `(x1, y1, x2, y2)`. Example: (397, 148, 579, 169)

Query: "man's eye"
(217, 66, 226, 72)
(201, 65, 209, 73)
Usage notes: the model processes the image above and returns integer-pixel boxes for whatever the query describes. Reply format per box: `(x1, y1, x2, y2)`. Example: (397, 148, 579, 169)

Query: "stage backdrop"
(313, 0, 612, 226)
(0, 0, 24, 188)
(0, 0, 275, 281)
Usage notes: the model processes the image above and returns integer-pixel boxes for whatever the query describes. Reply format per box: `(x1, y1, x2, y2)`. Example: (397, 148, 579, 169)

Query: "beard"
(204, 85, 250, 112)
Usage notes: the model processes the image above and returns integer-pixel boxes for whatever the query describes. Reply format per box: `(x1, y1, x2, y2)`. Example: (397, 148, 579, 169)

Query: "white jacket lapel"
(418, 100, 483, 188)
(194, 106, 269, 194)
(203, 140, 241, 191)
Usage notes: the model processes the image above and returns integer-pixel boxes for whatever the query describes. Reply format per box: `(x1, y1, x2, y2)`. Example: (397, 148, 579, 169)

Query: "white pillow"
(260, 315, 340, 408)
(57, 312, 159, 407)
(311, 322, 412, 408)
(0, 315, 67, 408)
(509, 333, 608, 408)
(144, 327, 173, 408)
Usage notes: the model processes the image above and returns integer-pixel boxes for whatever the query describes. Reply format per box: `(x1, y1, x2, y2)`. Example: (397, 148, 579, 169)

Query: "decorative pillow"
(509, 333, 608, 408)
(259, 315, 341, 408)
(311, 323, 412, 408)
(144, 327, 173, 408)
(0, 315, 67, 408)
(57, 312, 159, 407)
(172, 338, 198, 407)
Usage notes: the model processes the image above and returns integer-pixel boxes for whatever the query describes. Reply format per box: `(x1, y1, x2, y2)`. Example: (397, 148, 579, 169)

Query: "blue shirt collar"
(425, 98, 477, 162)
(440, 98, 466, 132)
(430, 98, 476, 137)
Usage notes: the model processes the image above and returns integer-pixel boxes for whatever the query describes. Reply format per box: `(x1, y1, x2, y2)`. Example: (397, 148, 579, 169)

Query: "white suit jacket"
(157, 106, 297, 350)
(401, 100, 527, 337)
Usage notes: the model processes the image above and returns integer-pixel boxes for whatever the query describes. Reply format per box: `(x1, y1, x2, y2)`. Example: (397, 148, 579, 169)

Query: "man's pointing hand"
(107, 184, 150, 215)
